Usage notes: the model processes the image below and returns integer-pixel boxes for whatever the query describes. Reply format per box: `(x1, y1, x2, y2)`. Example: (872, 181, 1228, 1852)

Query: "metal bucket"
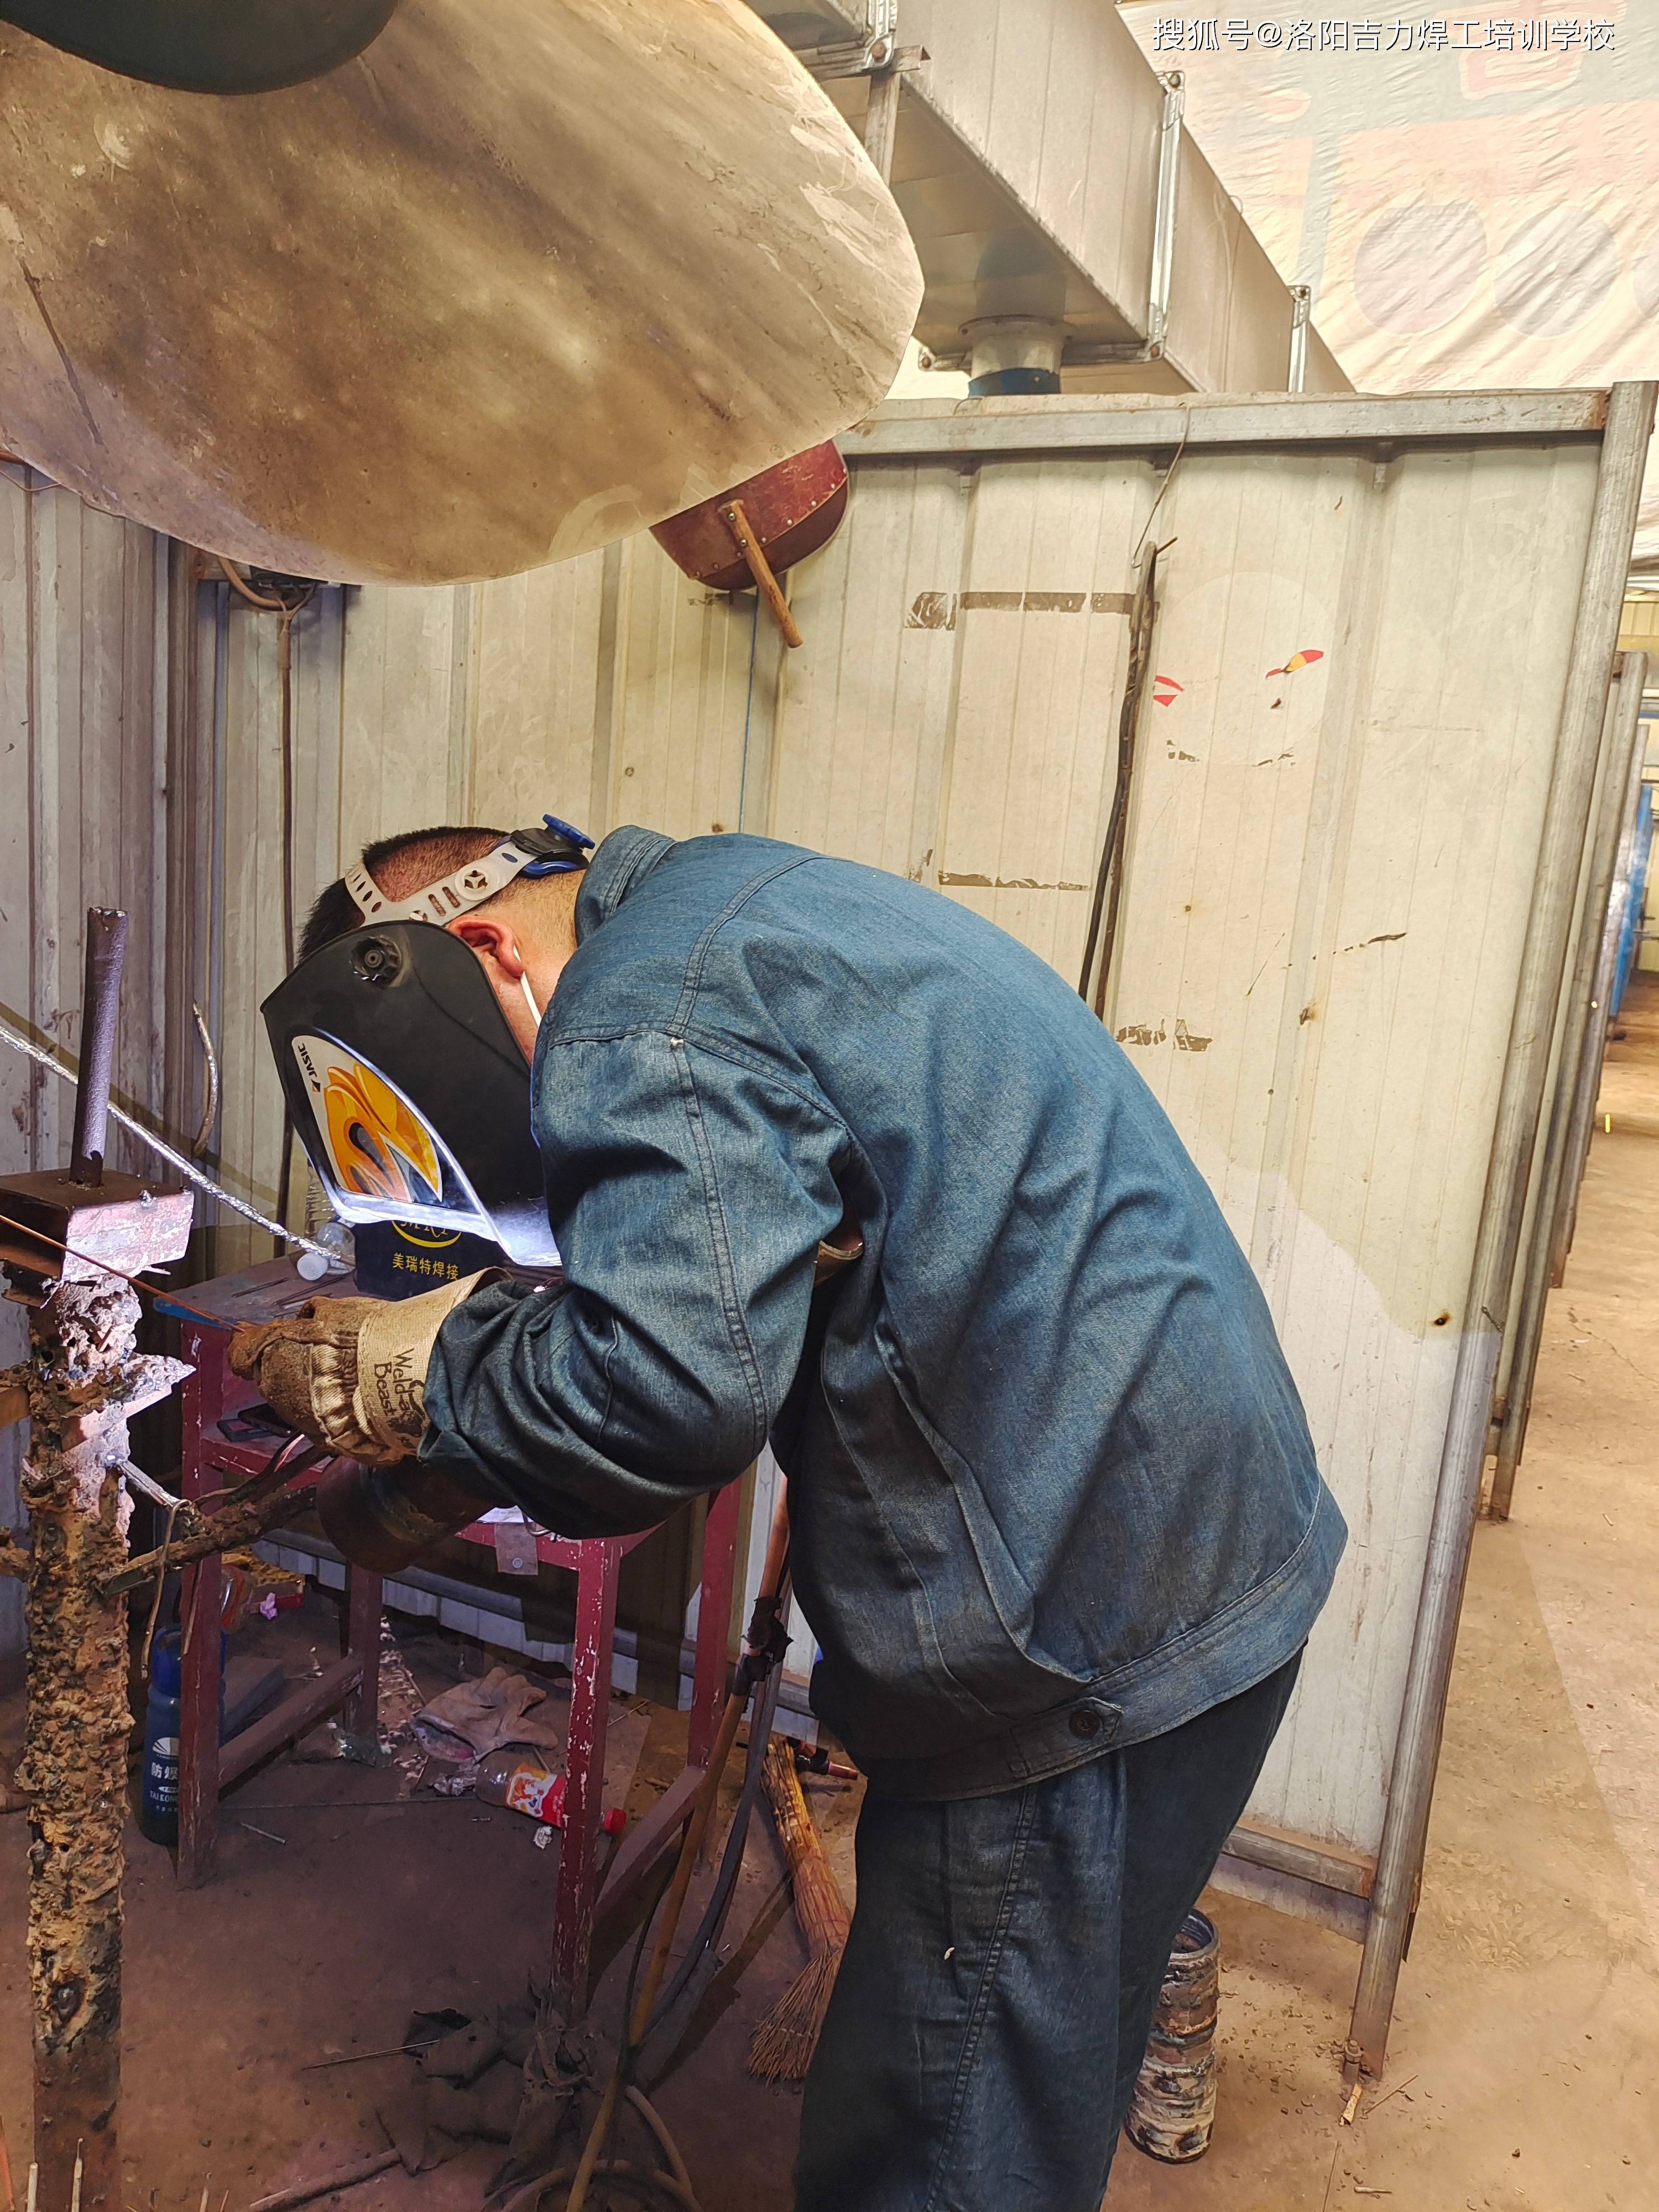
(1125, 1908, 1220, 2163)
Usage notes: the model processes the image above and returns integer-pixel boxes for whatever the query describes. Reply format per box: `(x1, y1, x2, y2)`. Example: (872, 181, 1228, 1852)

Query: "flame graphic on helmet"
(322, 1062, 442, 1206)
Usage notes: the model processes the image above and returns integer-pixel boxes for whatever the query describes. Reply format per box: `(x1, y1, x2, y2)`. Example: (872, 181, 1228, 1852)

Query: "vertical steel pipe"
(1347, 380, 1656, 2076)
(68, 909, 129, 1187)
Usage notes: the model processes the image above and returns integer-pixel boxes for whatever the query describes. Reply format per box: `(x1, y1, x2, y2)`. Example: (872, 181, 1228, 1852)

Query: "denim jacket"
(424, 827, 1345, 1799)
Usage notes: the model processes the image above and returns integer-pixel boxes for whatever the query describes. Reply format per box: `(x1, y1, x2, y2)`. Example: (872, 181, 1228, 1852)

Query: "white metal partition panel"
(765, 399, 1607, 1873)
(189, 389, 1647, 2069)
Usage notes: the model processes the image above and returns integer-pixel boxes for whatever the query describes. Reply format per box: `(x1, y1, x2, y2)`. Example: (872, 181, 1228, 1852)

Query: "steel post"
(1346, 379, 1656, 2075)
(550, 1541, 620, 2012)
(1490, 651, 1647, 1518)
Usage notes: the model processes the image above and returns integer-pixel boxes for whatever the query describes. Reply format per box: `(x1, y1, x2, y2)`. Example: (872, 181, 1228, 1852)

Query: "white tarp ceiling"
(1120, 2, 1659, 564)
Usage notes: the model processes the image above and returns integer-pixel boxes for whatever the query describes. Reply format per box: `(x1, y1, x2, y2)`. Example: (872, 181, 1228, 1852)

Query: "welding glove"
(413, 1665, 566, 1761)
(229, 1271, 502, 1466)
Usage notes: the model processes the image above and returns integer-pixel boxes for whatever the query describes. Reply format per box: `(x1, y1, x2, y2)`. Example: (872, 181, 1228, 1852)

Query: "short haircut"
(299, 825, 510, 964)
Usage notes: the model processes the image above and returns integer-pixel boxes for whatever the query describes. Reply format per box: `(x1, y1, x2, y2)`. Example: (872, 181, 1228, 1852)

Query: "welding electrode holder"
(734, 1589, 792, 1698)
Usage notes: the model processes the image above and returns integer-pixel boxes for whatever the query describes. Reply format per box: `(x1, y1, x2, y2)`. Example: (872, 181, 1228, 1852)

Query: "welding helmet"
(260, 817, 592, 1266)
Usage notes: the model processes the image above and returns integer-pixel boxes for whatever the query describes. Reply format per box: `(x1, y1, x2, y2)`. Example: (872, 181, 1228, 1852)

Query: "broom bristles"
(748, 1948, 842, 2083)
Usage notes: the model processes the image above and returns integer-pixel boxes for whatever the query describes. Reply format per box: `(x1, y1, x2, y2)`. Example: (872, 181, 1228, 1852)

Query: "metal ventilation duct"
(750, 0, 1349, 396)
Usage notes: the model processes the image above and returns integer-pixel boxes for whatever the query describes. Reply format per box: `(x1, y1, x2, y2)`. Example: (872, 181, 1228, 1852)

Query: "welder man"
(237, 819, 1345, 2210)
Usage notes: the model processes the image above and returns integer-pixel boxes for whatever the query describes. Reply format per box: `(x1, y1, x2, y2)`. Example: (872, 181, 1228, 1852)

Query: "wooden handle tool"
(722, 499, 804, 648)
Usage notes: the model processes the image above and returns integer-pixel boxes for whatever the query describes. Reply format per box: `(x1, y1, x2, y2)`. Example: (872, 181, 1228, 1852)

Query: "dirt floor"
(0, 983, 1655, 2211)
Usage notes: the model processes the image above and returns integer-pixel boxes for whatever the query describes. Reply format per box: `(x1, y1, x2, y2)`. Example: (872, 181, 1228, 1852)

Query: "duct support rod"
(1146, 72, 1185, 357)
(1288, 286, 1312, 394)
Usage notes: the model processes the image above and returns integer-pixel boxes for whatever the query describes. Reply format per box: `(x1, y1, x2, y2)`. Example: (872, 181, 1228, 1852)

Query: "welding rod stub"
(69, 908, 129, 1187)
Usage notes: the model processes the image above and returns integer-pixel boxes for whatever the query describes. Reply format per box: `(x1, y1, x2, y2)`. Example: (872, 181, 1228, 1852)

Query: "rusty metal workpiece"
(0, 1168, 193, 1285)
(0, 970, 194, 2205)
(6, 1266, 190, 2212)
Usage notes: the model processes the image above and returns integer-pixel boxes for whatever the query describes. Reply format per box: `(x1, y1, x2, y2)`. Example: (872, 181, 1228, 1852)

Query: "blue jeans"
(794, 1654, 1302, 2212)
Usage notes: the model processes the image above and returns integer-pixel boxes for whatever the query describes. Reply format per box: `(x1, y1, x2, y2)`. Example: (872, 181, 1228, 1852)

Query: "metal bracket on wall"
(799, 6, 925, 186)
(1288, 285, 1313, 394)
(806, 35, 926, 81)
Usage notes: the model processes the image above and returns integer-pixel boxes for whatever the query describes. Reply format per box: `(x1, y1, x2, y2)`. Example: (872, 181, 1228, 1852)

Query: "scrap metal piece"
(0, 1008, 330, 1261)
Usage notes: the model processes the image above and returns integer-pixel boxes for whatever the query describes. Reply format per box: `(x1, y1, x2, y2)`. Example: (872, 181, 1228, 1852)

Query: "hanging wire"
(216, 556, 319, 1242)
(1078, 542, 1161, 1017)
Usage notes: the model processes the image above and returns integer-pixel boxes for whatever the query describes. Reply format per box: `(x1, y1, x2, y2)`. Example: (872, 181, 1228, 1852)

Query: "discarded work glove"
(414, 1665, 567, 1761)
(229, 1271, 500, 1465)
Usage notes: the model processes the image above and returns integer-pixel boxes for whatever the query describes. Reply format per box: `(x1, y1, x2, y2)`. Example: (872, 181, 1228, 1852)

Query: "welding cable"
(545, 1725, 766, 2212)
(137, 1498, 180, 1679)
(504, 2163, 699, 2212)
(630, 1629, 788, 2075)
(1078, 540, 1159, 1015)
(589, 1648, 785, 2137)
(0, 1008, 332, 1261)
(499, 1872, 701, 2212)
(624, 2091, 695, 2200)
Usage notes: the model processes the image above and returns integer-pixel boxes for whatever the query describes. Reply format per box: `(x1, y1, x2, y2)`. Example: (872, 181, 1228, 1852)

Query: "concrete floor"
(0, 983, 1655, 2210)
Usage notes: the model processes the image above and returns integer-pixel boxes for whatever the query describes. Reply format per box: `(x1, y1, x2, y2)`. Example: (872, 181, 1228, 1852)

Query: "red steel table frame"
(448, 1489, 739, 2004)
(161, 1259, 742, 2008)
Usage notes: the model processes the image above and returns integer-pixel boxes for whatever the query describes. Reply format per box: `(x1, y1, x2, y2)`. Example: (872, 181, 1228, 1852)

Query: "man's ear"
(448, 914, 526, 981)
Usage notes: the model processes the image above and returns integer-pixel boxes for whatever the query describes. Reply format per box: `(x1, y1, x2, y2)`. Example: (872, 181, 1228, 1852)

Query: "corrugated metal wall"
(0, 466, 174, 1656)
(188, 395, 1614, 1870)
(1, 397, 1611, 1847)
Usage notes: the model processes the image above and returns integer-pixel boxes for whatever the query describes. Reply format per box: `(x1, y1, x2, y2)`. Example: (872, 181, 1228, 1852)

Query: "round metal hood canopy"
(0, 2, 401, 92)
(0, 0, 922, 585)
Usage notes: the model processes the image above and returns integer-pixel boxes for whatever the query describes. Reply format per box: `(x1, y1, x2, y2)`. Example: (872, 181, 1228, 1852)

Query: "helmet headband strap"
(344, 815, 594, 930)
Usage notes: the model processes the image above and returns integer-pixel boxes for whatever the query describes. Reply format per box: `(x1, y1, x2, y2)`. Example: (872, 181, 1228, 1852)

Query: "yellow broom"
(749, 1736, 852, 2083)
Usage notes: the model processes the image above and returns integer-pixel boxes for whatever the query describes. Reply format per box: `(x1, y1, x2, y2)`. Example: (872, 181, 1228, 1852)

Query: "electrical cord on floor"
(556, 1657, 784, 2212)
(496, 1866, 702, 2212)
(501, 2154, 698, 2212)
(617, 1855, 681, 2087)
(632, 1649, 786, 2075)
(556, 1511, 795, 2212)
